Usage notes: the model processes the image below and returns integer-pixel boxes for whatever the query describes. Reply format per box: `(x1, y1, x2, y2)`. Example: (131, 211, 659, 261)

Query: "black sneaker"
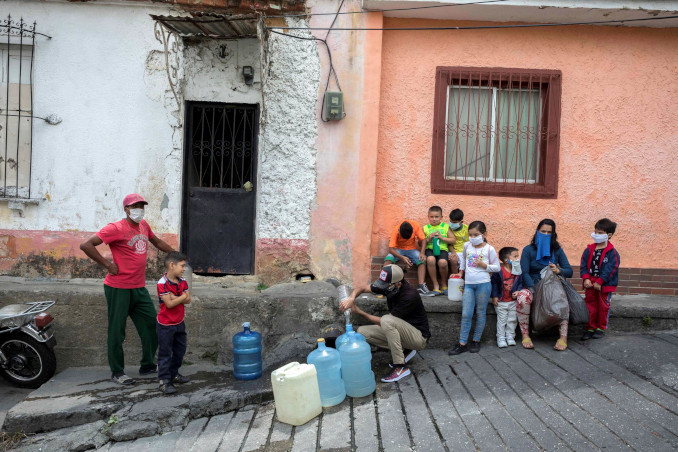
(448, 343, 468, 355)
(469, 341, 480, 353)
(159, 380, 177, 395)
(139, 364, 158, 375)
(592, 329, 605, 339)
(418, 283, 436, 297)
(172, 374, 190, 384)
(111, 373, 136, 385)
(581, 330, 594, 341)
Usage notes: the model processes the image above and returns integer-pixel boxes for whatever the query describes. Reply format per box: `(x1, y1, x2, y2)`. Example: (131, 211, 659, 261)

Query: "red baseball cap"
(123, 193, 148, 207)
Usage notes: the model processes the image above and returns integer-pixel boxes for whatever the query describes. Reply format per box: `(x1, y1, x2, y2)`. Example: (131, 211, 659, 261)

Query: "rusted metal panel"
(151, 13, 259, 39)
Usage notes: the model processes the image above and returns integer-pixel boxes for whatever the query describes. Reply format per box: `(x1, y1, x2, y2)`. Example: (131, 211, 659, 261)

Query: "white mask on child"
(510, 260, 522, 275)
(591, 232, 608, 244)
(469, 235, 484, 246)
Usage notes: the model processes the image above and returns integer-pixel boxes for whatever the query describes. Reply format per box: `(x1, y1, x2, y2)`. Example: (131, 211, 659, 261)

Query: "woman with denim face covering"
(519, 219, 573, 351)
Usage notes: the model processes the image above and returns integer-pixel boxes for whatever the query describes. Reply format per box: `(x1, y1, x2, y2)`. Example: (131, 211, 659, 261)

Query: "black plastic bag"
(531, 268, 570, 331)
(560, 277, 589, 325)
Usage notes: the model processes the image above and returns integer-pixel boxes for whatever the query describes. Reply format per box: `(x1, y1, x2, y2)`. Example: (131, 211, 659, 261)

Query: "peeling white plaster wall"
(0, 1, 181, 233)
(257, 19, 321, 240)
(1, 2, 322, 249)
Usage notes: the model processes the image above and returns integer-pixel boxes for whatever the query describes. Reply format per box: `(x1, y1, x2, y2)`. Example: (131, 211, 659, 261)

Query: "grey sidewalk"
(13, 331, 678, 451)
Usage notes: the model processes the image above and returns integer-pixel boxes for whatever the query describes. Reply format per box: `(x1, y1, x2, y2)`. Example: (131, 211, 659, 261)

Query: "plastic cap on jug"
(243, 322, 251, 331)
(317, 338, 327, 349)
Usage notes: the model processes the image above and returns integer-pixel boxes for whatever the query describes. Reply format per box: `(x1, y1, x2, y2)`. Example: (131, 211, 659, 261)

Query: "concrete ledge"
(2, 365, 272, 436)
(354, 293, 678, 349)
(0, 279, 676, 370)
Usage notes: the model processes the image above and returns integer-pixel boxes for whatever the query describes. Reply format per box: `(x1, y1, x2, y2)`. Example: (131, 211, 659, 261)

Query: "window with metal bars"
(1, 17, 36, 199)
(187, 103, 257, 189)
(431, 67, 562, 198)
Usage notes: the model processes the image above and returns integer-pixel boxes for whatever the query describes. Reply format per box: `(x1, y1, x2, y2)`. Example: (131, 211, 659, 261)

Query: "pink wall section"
(0, 229, 178, 276)
(370, 19, 678, 270)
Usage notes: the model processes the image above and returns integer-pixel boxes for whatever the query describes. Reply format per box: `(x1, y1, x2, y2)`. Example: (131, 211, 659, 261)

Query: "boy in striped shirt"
(157, 251, 191, 394)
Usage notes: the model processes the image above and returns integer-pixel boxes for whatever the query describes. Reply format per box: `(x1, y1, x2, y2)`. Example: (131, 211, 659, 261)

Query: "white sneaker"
(497, 339, 508, 348)
(506, 338, 516, 346)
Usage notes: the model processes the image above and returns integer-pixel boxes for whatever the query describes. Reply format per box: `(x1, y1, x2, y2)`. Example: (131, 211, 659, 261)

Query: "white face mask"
(591, 232, 608, 244)
(510, 260, 522, 275)
(129, 208, 145, 223)
(469, 235, 484, 246)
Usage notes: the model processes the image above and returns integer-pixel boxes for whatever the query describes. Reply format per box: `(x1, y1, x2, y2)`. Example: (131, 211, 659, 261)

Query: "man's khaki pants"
(357, 314, 427, 365)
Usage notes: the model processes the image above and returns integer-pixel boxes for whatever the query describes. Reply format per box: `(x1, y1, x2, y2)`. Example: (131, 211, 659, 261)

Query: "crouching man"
(339, 265, 431, 383)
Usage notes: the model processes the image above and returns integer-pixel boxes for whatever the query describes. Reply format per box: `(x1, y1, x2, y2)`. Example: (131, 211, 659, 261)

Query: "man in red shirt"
(80, 193, 175, 384)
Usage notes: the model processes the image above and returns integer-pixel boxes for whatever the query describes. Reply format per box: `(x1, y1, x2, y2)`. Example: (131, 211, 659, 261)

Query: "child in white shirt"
(448, 221, 500, 355)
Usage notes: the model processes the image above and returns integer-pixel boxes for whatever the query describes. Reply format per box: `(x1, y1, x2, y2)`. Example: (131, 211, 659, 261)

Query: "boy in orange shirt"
(384, 220, 433, 296)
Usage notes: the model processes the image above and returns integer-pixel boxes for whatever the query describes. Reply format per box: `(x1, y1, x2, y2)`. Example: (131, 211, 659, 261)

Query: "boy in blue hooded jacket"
(580, 218, 621, 340)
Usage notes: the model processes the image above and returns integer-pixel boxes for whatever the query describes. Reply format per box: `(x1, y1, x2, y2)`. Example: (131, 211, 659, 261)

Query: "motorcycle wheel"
(0, 332, 56, 388)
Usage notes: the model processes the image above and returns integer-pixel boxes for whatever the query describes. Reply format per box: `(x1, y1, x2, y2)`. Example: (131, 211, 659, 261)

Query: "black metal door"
(182, 102, 258, 274)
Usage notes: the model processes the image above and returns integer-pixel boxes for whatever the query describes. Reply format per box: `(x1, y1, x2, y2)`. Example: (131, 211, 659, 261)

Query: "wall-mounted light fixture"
(242, 66, 254, 86)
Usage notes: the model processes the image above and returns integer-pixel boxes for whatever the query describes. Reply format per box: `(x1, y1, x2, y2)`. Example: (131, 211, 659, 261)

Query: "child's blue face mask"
(450, 223, 461, 230)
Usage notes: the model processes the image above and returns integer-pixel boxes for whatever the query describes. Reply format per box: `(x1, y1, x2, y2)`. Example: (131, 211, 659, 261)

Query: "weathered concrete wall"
(255, 16, 320, 284)
(371, 18, 678, 271)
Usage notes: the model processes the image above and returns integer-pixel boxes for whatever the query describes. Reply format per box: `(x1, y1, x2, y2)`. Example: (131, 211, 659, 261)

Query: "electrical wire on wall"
(266, 2, 678, 121)
(268, 13, 678, 31)
(265, 0, 511, 18)
(267, 0, 346, 122)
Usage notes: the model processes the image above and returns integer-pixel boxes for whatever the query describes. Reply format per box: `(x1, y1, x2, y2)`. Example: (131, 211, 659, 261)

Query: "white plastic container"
(271, 362, 322, 426)
(447, 276, 465, 301)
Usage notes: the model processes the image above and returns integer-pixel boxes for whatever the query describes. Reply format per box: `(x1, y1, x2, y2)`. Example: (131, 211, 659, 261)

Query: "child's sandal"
(521, 337, 534, 349)
(553, 339, 568, 351)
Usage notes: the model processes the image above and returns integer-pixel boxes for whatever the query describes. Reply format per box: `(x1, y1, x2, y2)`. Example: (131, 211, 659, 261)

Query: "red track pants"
(584, 288, 612, 331)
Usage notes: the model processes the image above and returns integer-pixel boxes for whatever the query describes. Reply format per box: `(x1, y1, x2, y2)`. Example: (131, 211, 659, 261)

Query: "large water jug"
(339, 332, 376, 397)
(307, 339, 346, 407)
(271, 362, 322, 426)
(233, 322, 262, 380)
(447, 275, 465, 302)
(335, 323, 366, 350)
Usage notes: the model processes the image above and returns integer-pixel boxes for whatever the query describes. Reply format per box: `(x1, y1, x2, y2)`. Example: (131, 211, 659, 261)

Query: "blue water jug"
(335, 323, 366, 351)
(233, 322, 262, 380)
(307, 338, 346, 407)
(339, 332, 376, 397)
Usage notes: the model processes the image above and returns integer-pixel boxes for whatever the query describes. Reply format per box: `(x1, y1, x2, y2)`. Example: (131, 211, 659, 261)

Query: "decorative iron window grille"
(0, 16, 44, 200)
(187, 103, 257, 189)
(431, 67, 562, 198)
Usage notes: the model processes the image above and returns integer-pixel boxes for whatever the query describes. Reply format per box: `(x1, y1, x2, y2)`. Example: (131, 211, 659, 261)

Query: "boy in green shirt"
(448, 208, 469, 274)
(422, 206, 455, 295)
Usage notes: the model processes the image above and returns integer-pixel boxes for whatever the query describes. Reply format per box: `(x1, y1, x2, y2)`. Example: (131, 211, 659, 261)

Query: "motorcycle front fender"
(20, 323, 55, 345)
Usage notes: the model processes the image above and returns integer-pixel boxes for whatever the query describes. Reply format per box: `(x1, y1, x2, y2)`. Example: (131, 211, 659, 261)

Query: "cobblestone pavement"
(81, 331, 678, 452)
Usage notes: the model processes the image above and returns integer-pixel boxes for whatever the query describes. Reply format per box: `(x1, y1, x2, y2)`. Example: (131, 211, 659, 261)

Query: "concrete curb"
(2, 365, 273, 438)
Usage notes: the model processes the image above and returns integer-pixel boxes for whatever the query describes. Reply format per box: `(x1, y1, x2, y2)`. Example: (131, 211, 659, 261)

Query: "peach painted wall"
(308, 1, 383, 285)
(371, 19, 678, 271)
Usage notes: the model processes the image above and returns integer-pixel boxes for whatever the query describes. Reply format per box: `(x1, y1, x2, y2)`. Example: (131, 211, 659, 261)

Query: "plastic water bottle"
(307, 338, 346, 407)
(337, 284, 352, 302)
(233, 322, 262, 380)
(433, 237, 441, 256)
(334, 323, 366, 350)
(339, 332, 376, 397)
